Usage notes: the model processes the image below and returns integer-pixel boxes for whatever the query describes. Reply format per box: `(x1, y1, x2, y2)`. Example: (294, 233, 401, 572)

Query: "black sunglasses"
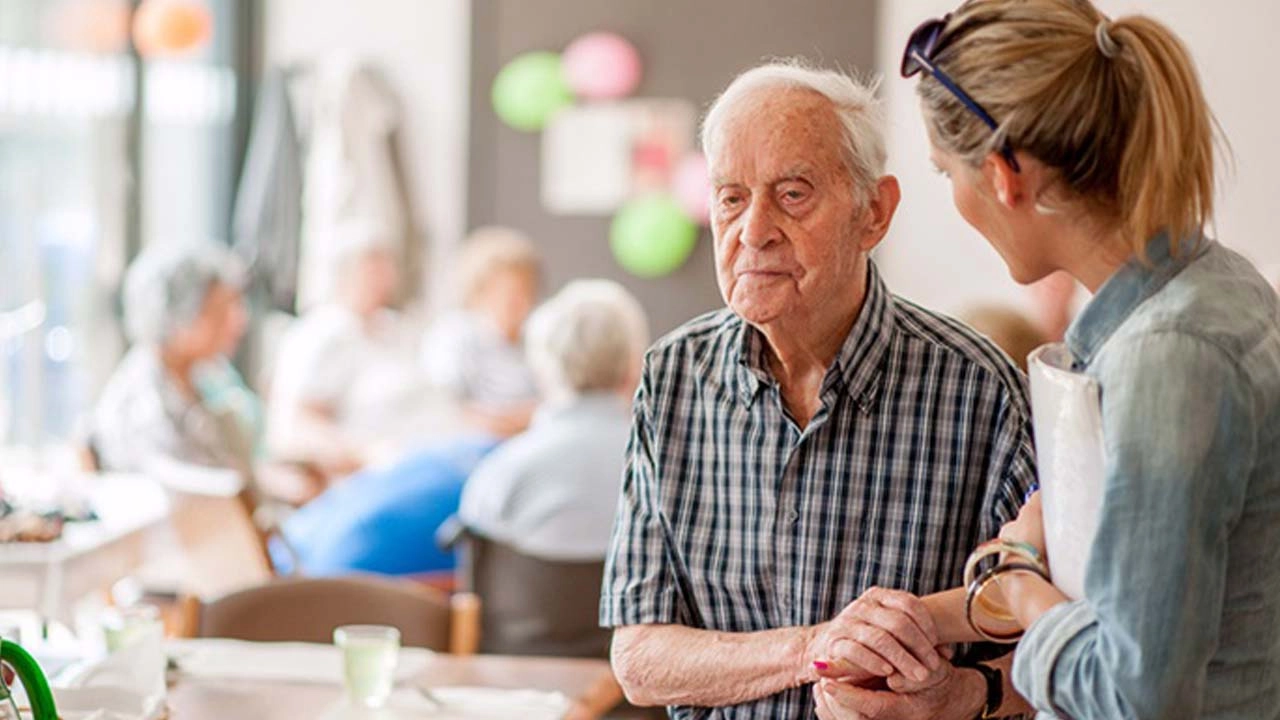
(901, 14, 1021, 172)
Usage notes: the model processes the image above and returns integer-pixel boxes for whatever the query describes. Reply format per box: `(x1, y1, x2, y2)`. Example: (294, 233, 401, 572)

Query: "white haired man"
(601, 62, 1036, 719)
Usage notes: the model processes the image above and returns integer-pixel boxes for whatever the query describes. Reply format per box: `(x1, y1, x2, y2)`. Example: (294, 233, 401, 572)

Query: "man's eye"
(779, 187, 809, 204)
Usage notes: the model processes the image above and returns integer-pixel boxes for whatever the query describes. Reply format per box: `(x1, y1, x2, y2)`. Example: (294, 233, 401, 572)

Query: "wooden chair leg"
(176, 595, 203, 639)
(448, 592, 481, 656)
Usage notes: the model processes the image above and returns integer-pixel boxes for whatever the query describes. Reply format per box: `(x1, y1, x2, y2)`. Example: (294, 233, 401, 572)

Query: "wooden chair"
(179, 575, 480, 654)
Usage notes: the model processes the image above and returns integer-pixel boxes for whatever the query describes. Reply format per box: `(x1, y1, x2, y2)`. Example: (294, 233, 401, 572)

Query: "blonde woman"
(422, 227, 542, 437)
(816, 1, 1280, 719)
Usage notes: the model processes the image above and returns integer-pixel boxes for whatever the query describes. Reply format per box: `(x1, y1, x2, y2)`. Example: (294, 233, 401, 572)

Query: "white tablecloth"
(0, 473, 169, 620)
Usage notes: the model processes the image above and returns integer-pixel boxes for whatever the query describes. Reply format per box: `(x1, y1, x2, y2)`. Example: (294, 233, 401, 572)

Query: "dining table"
(0, 473, 170, 623)
(164, 644, 624, 719)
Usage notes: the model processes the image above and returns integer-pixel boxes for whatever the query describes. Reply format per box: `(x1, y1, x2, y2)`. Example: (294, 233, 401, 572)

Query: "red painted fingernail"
(813, 661, 829, 670)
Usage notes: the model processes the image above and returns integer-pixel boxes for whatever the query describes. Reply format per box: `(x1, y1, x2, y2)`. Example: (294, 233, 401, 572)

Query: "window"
(0, 0, 245, 449)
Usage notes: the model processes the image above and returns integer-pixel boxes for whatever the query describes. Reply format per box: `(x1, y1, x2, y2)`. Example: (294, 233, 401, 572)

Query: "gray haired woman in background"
(92, 241, 256, 484)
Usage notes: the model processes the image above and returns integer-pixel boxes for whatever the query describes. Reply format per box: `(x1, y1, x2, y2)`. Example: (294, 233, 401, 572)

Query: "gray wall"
(469, 0, 878, 336)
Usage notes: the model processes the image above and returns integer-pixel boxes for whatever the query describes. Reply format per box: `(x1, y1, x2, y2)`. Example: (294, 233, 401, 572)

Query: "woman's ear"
(982, 151, 1023, 209)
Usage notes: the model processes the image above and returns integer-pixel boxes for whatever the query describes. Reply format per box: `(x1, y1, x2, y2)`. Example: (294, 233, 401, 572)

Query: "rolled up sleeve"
(1011, 334, 1257, 719)
(600, 358, 680, 627)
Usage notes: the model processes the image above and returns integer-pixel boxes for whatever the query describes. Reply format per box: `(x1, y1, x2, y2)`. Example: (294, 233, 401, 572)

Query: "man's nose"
(739, 198, 780, 250)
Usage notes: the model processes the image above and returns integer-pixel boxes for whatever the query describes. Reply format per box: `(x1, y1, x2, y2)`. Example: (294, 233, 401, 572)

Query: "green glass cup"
(333, 625, 400, 709)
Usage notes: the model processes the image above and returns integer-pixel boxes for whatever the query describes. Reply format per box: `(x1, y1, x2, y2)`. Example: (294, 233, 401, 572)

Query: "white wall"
(261, 0, 471, 311)
(875, 0, 1280, 315)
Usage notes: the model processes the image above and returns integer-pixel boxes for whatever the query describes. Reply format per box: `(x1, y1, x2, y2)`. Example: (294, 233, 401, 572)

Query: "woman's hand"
(808, 587, 947, 688)
(999, 490, 1045, 558)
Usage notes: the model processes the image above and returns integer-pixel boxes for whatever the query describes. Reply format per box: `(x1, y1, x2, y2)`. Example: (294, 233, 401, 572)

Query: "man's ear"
(859, 175, 901, 252)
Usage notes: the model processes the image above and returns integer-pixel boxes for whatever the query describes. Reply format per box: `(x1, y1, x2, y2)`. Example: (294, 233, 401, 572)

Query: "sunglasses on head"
(901, 13, 1021, 172)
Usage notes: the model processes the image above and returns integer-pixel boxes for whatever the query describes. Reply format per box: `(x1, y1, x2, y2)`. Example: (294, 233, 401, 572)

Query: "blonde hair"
(701, 60, 887, 204)
(917, 0, 1224, 255)
(455, 226, 542, 309)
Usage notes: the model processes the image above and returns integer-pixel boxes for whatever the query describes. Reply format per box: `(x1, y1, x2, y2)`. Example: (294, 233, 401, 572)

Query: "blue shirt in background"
(271, 436, 498, 576)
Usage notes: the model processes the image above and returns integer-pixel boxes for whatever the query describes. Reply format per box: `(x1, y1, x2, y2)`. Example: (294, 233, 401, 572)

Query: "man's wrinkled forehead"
(709, 86, 844, 179)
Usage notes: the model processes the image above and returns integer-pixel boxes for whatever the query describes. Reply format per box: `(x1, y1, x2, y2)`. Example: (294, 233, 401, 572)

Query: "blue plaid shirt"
(602, 263, 1037, 719)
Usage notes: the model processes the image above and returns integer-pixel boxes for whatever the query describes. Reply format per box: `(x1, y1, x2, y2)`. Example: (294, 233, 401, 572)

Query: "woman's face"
(929, 141, 1058, 285)
(480, 267, 538, 343)
(170, 282, 247, 361)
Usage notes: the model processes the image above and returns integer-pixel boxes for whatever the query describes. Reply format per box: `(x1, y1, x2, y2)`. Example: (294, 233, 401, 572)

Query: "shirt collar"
(1065, 232, 1209, 367)
(733, 261, 895, 412)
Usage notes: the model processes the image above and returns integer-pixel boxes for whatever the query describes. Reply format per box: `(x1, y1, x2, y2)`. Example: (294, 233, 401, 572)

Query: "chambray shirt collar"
(733, 262, 895, 412)
(1066, 233, 1209, 367)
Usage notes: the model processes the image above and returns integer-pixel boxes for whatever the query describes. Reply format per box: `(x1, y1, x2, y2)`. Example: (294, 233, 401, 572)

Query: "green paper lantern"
(610, 195, 699, 278)
(491, 51, 574, 131)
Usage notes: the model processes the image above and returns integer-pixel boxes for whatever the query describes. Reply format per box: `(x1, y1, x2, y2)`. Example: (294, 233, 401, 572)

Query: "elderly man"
(601, 62, 1036, 719)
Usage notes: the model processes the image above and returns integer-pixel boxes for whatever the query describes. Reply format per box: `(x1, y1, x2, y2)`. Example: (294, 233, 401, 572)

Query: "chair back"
(460, 532, 609, 658)
(185, 575, 479, 653)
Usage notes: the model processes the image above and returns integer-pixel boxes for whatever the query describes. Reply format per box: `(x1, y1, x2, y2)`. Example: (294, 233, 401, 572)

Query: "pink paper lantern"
(673, 153, 710, 225)
(562, 32, 642, 100)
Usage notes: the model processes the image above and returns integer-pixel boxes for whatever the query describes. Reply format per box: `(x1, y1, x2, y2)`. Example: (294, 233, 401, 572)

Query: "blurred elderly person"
(454, 279, 647, 659)
(602, 62, 1036, 719)
(459, 279, 648, 561)
(423, 226, 541, 437)
(92, 242, 254, 479)
(267, 223, 423, 474)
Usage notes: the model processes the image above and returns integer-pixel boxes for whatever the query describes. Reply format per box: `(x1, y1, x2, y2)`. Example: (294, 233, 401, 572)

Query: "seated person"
(267, 223, 425, 475)
(269, 435, 497, 576)
(453, 279, 648, 658)
(422, 226, 542, 437)
(93, 241, 254, 487)
(459, 278, 648, 558)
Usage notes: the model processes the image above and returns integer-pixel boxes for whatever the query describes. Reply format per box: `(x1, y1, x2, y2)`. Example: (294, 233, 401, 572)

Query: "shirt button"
(786, 508, 800, 523)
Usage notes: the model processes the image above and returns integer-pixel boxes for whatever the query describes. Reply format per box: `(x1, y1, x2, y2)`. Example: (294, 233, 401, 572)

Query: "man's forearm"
(612, 623, 822, 707)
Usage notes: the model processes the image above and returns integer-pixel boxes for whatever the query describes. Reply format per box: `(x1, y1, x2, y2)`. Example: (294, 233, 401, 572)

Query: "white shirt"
(268, 304, 427, 456)
(93, 346, 249, 495)
(458, 393, 630, 561)
(421, 310, 537, 413)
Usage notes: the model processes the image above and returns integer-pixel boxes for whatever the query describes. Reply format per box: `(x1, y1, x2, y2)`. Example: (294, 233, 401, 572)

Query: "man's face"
(709, 88, 867, 328)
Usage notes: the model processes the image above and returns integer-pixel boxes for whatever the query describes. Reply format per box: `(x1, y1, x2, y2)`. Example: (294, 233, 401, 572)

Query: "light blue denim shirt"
(1012, 235, 1280, 719)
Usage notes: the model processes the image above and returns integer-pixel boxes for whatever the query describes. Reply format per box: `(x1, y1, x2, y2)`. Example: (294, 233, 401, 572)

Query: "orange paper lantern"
(132, 0, 212, 57)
